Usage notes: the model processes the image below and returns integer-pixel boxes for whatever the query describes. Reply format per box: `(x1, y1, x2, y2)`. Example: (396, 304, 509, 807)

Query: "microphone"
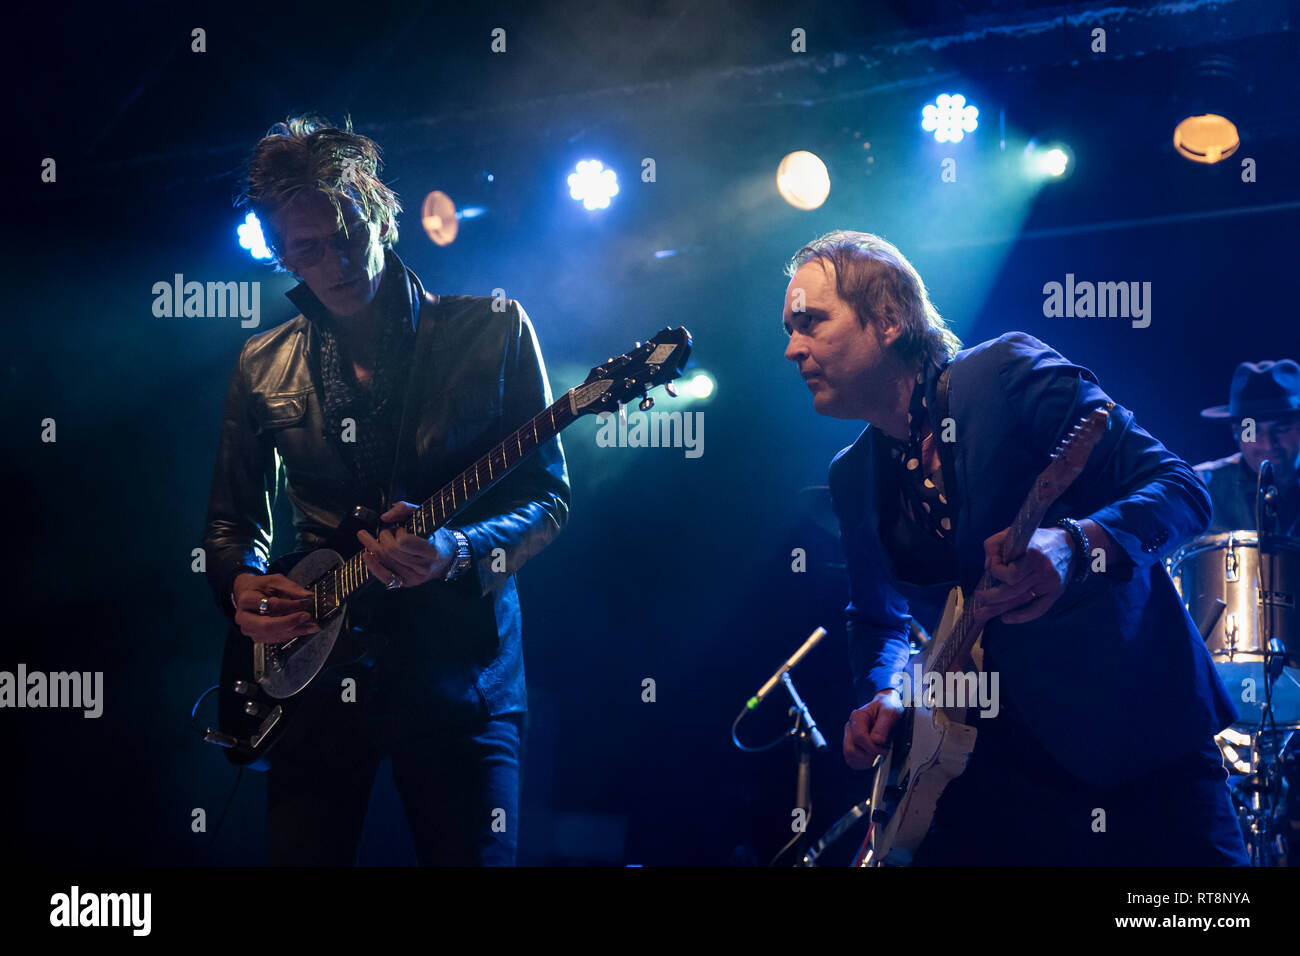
(1258, 459, 1277, 538)
(1268, 639, 1287, 681)
(746, 627, 827, 710)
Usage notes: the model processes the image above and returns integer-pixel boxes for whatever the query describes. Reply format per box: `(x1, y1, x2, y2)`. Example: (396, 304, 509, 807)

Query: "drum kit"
(1166, 529, 1299, 866)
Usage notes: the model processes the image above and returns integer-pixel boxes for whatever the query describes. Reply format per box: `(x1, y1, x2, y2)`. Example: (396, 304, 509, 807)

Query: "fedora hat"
(1201, 359, 1300, 420)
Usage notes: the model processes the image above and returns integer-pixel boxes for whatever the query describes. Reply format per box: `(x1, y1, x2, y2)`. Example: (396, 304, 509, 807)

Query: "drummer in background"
(1196, 360, 1300, 536)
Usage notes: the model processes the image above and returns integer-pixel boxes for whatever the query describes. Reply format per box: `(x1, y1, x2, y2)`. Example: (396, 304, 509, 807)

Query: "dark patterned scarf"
(316, 280, 415, 509)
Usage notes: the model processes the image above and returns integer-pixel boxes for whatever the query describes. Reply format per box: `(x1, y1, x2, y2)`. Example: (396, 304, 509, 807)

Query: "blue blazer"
(828, 332, 1238, 788)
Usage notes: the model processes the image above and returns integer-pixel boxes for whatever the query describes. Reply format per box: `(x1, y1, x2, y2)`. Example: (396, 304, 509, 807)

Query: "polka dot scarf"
(890, 367, 955, 541)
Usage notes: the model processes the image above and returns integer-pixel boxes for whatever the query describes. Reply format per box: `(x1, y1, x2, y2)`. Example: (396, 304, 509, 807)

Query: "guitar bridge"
(248, 705, 283, 750)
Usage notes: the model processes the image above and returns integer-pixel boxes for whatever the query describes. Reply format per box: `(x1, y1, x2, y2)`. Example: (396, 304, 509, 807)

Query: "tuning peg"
(639, 395, 654, 411)
(664, 382, 678, 398)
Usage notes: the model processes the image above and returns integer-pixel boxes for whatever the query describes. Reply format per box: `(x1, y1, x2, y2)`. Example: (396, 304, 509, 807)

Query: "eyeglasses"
(282, 220, 373, 268)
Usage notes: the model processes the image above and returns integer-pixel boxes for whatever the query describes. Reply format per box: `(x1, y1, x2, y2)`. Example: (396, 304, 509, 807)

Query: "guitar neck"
(932, 475, 1056, 677)
(324, 393, 578, 606)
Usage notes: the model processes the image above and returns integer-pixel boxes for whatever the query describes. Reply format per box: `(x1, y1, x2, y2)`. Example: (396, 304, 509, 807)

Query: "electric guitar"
(858, 403, 1112, 866)
(204, 326, 693, 769)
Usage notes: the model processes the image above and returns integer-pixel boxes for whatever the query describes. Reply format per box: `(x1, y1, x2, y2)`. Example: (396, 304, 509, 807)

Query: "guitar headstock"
(1038, 403, 1113, 502)
(569, 326, 693, 416)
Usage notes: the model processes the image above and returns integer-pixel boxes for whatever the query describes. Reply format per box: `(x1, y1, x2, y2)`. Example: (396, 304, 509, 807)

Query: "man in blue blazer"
(783, 230, 1247, 865)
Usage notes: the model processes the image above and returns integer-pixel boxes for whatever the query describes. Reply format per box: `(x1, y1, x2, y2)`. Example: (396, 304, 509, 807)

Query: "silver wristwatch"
(445, 530, 473, 581)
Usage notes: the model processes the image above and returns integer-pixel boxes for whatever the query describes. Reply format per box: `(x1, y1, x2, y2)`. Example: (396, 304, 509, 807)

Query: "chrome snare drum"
(1167, 531, 1300, 727)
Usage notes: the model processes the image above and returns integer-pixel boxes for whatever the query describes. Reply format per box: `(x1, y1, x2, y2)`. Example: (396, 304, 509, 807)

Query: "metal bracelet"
(1055, 517, 1091, 585)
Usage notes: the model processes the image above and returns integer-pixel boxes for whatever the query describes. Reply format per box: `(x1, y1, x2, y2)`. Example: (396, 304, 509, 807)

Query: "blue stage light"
(237, 212, 273, 260)
(568, 160, 619, 210)
(921, 93, 979, 143)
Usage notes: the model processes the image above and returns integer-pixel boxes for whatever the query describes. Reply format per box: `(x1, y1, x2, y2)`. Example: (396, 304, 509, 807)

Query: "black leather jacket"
(202, 249, 570, 722)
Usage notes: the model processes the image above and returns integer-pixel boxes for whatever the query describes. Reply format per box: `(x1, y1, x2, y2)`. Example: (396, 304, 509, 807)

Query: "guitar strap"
(936, 359, 988, 671)
(934, 361, 959, 519)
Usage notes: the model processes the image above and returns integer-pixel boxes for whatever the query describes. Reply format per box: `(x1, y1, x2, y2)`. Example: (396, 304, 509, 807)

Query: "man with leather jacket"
(202, 115, 570, 865)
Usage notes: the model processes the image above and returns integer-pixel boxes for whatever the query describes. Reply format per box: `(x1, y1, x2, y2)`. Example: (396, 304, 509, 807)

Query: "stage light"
(421, 190, 459, 246)
(921, 93, 978, 143)
(1173, 113, 1239, 164)
(686, 371, 715, 400)
(1024, 141, 1073, 180)
(237, 212, 272, 260)
(1041, 148, 1069, 176)
(776, 151, 830, 210)
(568, 160, 619, 210)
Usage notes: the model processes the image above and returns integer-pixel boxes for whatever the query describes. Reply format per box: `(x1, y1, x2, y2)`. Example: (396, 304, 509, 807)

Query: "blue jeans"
(266, 664, 522, 866)
(910, 702, 1249, 866)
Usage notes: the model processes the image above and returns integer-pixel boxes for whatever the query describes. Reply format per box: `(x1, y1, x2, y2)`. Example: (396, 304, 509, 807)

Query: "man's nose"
(784, 334, 807, 363)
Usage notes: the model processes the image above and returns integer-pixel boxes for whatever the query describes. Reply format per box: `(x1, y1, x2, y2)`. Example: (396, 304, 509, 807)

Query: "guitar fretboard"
(930, 405, 1110, 678)
(313, 395, 577, 615)
(930, 487, 1052, 678)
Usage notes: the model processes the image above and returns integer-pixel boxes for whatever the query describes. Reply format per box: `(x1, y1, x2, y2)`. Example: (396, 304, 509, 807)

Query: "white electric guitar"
(857, 403, 1112, 866)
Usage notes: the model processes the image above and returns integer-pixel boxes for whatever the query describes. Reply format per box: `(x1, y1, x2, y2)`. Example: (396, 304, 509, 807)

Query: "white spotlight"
(776, 151, 831, 210)
(568, 160, 619, 210)
(921, 93, 979, 143)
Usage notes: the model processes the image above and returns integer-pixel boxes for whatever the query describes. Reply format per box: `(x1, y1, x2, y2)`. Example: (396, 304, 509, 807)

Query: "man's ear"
(876, 310, 903, 349)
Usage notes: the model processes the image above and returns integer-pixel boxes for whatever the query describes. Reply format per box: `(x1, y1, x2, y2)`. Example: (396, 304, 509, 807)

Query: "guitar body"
(864, 584, 979, 866)
(212, 545, 384, 769)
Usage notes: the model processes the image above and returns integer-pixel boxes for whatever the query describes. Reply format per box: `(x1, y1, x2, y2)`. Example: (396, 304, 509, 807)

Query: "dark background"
(4, 0, 1297, 865)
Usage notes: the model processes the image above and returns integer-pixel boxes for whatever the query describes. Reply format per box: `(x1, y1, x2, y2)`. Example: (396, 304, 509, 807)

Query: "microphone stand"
(1256, 460, 1279, 740)
(782, 672, 828, 864)
(732, 628, 830, 864)
(1248, 459, 1286, 865)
